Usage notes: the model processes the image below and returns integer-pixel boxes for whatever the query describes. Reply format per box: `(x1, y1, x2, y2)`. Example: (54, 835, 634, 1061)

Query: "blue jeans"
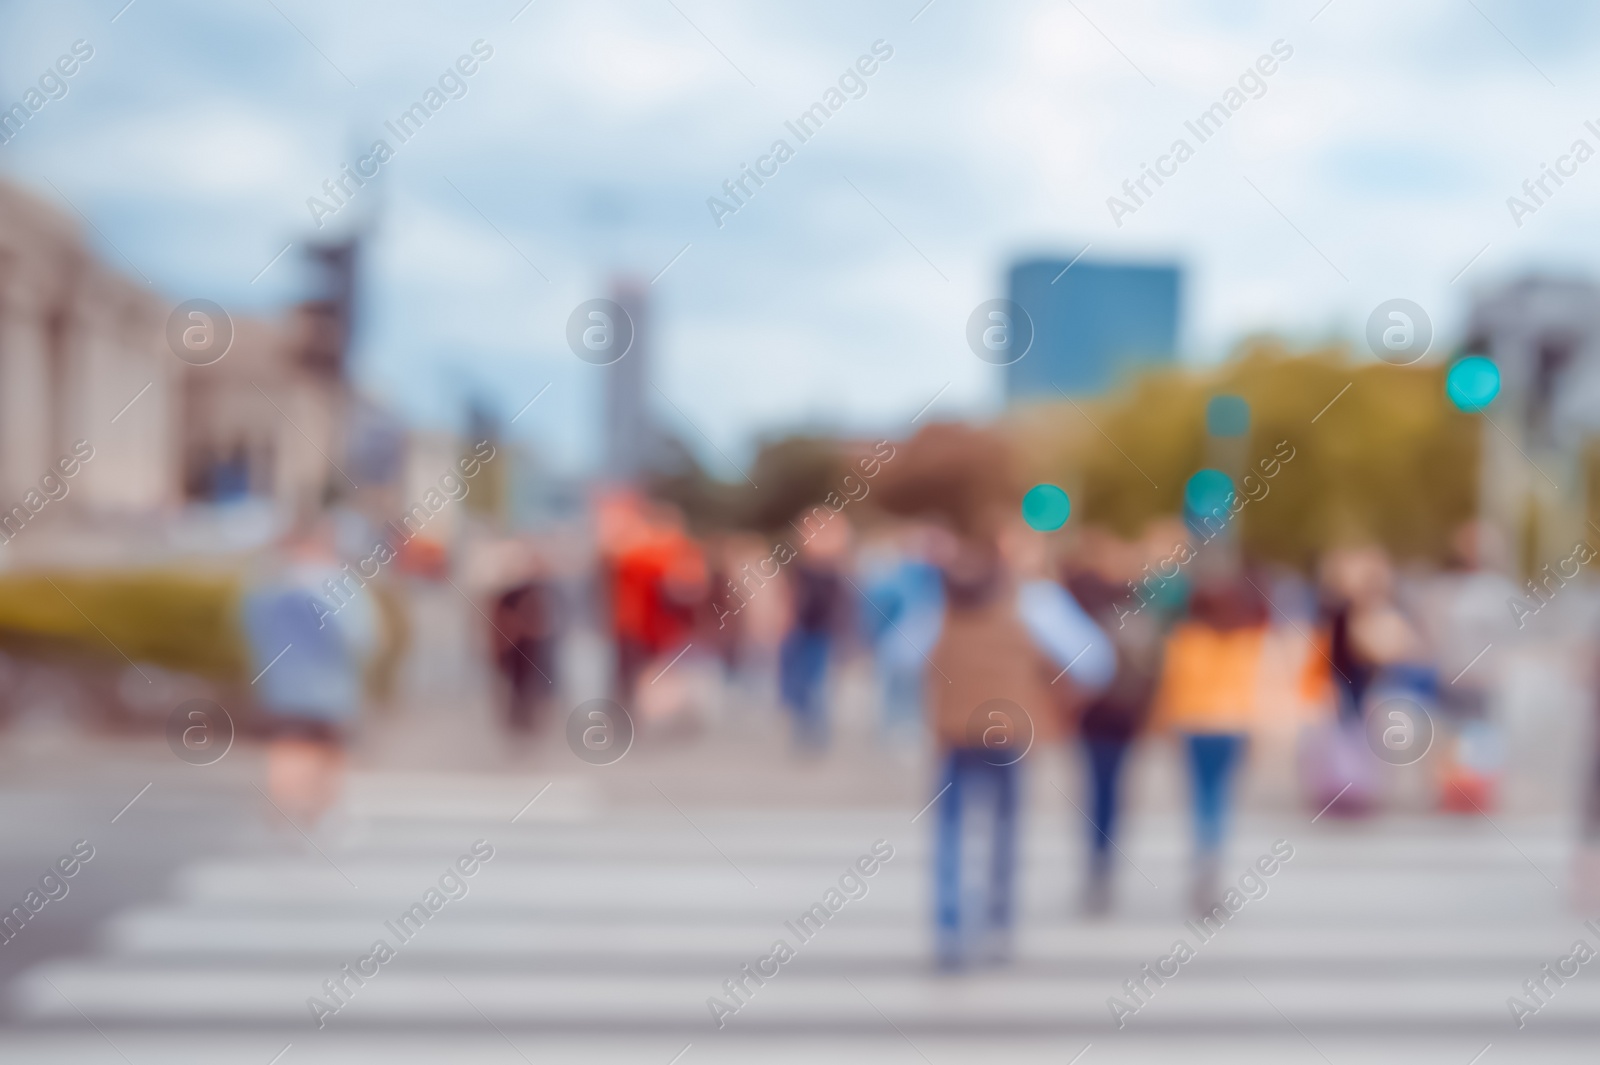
(779, 630, 830, 748)
(934, 749, 1018, 951)
(1185, 733, 1247, 853)
(1082, 738, 1132, 872)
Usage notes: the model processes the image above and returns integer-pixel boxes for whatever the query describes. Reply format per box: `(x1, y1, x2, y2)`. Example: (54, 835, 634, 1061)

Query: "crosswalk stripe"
(9, 807, 1600, 1044)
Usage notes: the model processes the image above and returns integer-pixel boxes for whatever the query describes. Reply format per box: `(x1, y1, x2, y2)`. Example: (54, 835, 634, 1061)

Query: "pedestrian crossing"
(8, 779, 1600, 1063)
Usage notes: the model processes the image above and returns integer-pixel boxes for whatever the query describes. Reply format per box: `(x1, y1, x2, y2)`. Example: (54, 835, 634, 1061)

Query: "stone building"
(177, 305, 355, 517)
(181, 231, 395, 525)
(0, 178, 176, 514)
(0, 177, 384, 540)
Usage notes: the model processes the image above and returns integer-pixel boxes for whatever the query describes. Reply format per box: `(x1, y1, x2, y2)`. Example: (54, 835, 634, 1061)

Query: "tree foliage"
(1010, 340, 1480, 568)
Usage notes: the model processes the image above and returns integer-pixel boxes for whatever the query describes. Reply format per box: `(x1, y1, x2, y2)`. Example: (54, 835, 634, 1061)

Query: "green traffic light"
(1446, 356, 1500, 412)
(1021, 484, 1071, 531)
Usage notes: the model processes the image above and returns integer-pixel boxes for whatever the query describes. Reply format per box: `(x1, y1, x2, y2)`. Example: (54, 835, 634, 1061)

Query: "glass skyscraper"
(1004, 257, 1182, 397)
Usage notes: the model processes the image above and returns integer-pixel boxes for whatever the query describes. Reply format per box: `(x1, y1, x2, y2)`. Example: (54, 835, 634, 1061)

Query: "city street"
(6, 1, 1600, 1061)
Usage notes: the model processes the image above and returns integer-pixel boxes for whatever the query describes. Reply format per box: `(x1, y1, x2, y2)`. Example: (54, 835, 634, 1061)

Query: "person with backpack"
(1063, 527, 1174, 915)
(925, 519, 1112, 967)
(871, 422, 1112, 967)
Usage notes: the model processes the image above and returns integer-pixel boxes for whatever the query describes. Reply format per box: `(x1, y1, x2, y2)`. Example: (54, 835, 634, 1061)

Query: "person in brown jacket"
(871, 422, 1112, 967)
(927, 525, 1112, 968)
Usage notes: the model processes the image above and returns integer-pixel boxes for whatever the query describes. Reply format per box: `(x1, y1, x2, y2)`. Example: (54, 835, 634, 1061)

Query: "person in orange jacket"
(1150, 569, 1269, 912)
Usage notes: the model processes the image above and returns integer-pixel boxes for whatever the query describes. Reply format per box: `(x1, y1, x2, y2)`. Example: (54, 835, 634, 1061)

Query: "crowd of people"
(231, 425, 1600, 972)
(498, 426, 1571, 967)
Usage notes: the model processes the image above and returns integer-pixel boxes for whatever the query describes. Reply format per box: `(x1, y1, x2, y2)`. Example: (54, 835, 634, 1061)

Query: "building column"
(0, 275, 53, 504)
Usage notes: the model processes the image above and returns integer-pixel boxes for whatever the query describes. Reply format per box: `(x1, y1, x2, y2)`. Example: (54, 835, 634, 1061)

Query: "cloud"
(7, 0, 1600, 474)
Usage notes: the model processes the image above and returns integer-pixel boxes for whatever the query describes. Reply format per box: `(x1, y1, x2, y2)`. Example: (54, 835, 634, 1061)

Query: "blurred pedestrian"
(717, 532, 791, 719)
(242, 517, 375, 833)
(871, 422, 1109, 965)
(1151, 568, 1268, 913)
(604, 499, 705, 711)
(1416, 524, 1515, 813)
(489, 561, 562, 735)
(1304, 545, 1435, 815)
(778, 510, 851, 752)
(859, 521, 944, 755)
(701, 533, 742, 678)
(1063, 526, 1171, 915)
(925, 519, 1111, 968)
(1321, 547, 1433, 723)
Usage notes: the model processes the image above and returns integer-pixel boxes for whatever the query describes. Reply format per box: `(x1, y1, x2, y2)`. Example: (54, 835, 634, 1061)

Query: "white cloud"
(38, 102, 322, 201)
(7, 0, 1600, 471)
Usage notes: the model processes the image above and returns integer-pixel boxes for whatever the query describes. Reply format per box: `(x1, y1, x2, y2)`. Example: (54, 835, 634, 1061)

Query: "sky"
(3, 0, 1600, 477)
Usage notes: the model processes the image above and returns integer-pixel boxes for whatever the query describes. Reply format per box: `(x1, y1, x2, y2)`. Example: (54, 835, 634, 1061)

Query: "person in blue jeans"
(779, 623, 831, 749)
(1064, 553, 1172, 915)
(934, 748, 1019, 963)
(926, 529, 1112, 968)
(1187, 733, 1247, 854)
(779, 514, 852, 751)
(1150, 572, 1269, 911)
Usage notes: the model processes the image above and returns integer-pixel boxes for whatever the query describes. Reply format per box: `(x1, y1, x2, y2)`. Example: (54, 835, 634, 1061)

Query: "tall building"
(1465, 276, 1600, 453)
(1462, 275, 1600, 574)
(603, 277, 654, 483)
(1004, 257, 1181, 398)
